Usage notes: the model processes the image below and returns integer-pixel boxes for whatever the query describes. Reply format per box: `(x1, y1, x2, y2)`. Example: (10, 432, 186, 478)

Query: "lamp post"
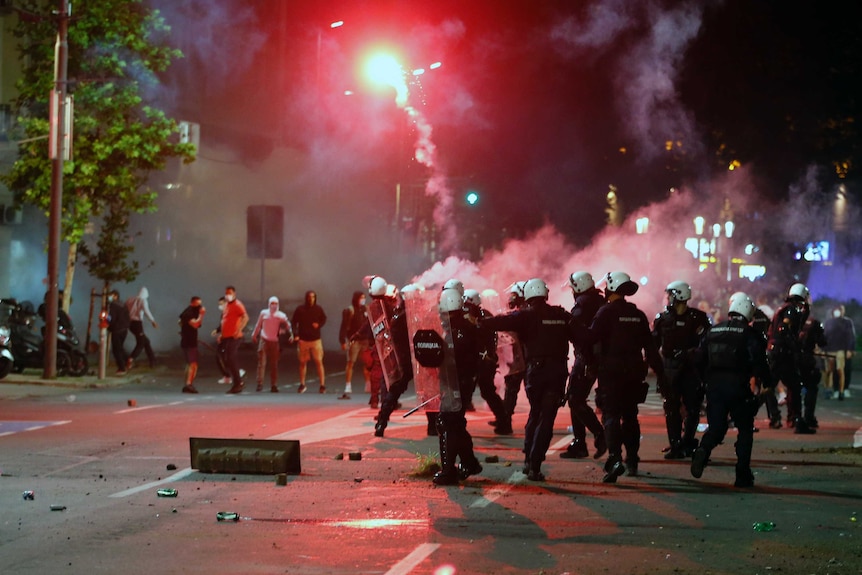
(43, 0, 70, 379)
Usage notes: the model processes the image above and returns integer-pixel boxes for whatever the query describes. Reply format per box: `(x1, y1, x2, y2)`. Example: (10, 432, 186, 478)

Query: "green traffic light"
(465, 191, 479, 205)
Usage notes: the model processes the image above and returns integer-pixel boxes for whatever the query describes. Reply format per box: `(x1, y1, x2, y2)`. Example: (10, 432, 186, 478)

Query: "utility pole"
(43, 0, 70, 379)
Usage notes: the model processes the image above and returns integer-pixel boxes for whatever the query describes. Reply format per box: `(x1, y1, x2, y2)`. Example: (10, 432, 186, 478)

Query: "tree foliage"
(0, 0, 195, 291)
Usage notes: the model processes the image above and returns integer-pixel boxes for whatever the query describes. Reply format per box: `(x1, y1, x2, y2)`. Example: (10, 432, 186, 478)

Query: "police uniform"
(799, 316, 827, 428)
(561, 287, 606, 459)
(767, 295, 814, 433)
(691, 312, 772, 487)
(465, 301, 512, 434)
(483, 295, 577, 481)
(590, 290, 663, 483)
(652, 304, 711, 458)
(433, 306, 483, 485)
(373, 296, 414, 437)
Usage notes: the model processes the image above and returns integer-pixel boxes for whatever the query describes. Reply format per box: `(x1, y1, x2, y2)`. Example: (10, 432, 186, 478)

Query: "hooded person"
(252, 296, 293, 392)
(126, 286, 158, 369)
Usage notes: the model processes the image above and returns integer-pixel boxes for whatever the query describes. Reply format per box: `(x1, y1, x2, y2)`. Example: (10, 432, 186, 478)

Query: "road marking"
(268, 403, 424, 444)
(109, 467, 195, 498)
(385, 543, 441, 575)
(470, 470, 523, 508)
(113, 400, 190, 414)
(0, 420, 70, 437)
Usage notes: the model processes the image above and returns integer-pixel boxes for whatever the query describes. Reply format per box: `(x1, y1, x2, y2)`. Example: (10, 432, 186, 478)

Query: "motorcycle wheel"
(0, 357, 12, 379)
(56, 350, 72, 377)
(68, 350, 89, 377)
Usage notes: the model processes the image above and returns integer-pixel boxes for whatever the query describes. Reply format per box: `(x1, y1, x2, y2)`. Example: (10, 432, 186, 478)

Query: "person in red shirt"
(220, 286, 249, 394)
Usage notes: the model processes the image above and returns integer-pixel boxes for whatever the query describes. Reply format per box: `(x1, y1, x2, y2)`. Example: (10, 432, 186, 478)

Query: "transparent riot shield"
(487, 292, 525, 379)
(404, 290, 460, 413)
(366, 298, 404, 390)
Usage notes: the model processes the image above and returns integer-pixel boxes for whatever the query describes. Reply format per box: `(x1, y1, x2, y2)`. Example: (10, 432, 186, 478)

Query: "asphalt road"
(1, 349, 860, 575)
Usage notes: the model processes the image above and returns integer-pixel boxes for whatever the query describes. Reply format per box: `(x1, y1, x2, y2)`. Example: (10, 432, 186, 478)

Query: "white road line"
(267, 404, 424, 444)
(113, 401, 190, 414)
(109, 467, 195, 498)
(385, 543, 441, 575)
(470, 470, 523, 508)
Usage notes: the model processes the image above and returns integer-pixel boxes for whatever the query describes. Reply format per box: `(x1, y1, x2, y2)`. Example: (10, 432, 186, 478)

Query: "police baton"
(403, 394, 441, 418)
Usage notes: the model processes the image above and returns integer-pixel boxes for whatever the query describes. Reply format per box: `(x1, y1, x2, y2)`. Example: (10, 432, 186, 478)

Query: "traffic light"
(465, 191, 479, 206)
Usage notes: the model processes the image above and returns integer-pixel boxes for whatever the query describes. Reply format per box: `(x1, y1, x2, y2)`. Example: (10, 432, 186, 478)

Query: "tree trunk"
(63, 242, 77, 312)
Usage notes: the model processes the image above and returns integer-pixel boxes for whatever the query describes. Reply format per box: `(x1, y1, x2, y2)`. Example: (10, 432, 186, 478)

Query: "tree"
(0, 0, 195, 305)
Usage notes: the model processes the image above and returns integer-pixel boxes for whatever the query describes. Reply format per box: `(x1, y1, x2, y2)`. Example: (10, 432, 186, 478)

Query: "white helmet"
(728, 292, 755, 322)
(443, 278, 465, 296)
(367, 275, 388, 297)
(401, 283, 424, 294)
(604, 271, 639, 296)
(507, 281, 526, 298)
(439, 288, 464, 313)
(385, 284, 398, 299)
(666, 280, 692, 304)
(788, 283, 809, 301)
(567, 271, 595, 295)
(463, 288, 481, 306)
(523, 278, 549, 301)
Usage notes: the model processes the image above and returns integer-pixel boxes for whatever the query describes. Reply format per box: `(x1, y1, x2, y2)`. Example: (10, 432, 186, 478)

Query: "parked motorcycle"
(2, 298, 88, 377)
(0, 298, 16, 379)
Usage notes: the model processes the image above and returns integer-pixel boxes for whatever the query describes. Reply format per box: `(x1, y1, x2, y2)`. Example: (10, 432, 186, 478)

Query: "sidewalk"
(0, 363, 175, 399)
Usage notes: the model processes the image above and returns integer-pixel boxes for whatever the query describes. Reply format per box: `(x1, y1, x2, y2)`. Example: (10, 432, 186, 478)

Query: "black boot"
(793, 418, 816, 435)
(664, 440, 686, 460)
(593, 433, 608, 460)
(559, 439, 589, 459)
(433, 429, 460, 485)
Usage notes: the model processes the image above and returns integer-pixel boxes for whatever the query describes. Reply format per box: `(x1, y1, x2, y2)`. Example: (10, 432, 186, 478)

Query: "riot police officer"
(500, 281, 527, 417)
(560, 271, 607, 460)
(799, 313, 827, 429)
(464, 289, 512, 434)
(433, 288, 483, 485)
(482, 278, 578, 481)
(365, 276, 414, 438)
(652, 280, 711, 459)
(767, 283, 815, 434)
(691, 293, 773, 488)
(589, 272, 664, 483)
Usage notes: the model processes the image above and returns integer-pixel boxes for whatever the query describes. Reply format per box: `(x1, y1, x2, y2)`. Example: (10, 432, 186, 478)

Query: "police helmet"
(507, 281, 526, 298)
(567, 271, 595, 295)
(439, 288, 464, 313)
(385, 284, 398, 299)
(728, 292, 755, 322)
(401, 283, 424, 294)
(463, 288, 481, 307)
(604, 271, 639, 296)
(523, 278, 549, 301)
(788, 283, 810, 301)
(443, 278, 465, 296)
(365, 275, 388, 297)
(666, 280, 692, 304)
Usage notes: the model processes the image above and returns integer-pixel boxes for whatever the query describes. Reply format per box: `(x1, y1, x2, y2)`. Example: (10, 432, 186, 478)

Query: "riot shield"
(481, 291, 525, 378)
(366, 298, 404, 390)
(404, 290, 460, 413)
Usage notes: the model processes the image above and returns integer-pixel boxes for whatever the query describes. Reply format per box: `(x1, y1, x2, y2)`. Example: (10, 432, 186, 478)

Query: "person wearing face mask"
(823, 304, 856, 400)
(339, 291, 372, 400)
(106, 289, 131, 375)
(179, 296, 206, 393)
(220, 286, 249, 394)
(292, 290, 328, 394)
(251, 296, 293, 392)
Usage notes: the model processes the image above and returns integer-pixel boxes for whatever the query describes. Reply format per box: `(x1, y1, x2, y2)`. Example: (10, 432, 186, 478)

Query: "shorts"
(826, 351, 846, 371)
(347, 339, 371, 363)
(183, 346, 199, 365)
(298, 339, 324, 362)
